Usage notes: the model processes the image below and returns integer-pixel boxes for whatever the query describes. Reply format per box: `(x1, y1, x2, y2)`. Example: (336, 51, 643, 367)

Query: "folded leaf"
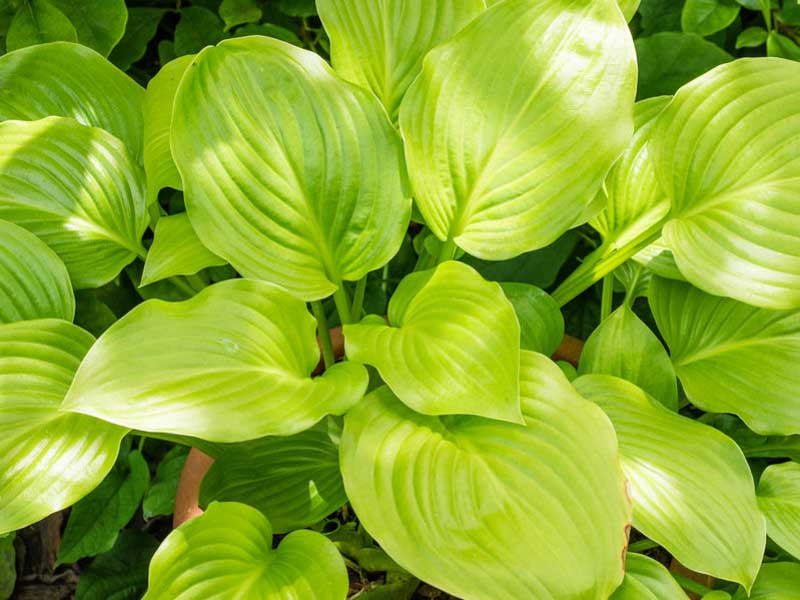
(0, 117, 148, 289)
(610, 553, 688, 600)
(344, 261, 521, 422)
(650, 277, 800, 435)
(200, 424, 346, 533)
(574, 375, 765, 590)
(63, 279, 368, 442)
(757, 461, 800, 560)
(653, 58, 800, 309)
(144, 502, 348, 600)
(341, 352, 631, 599)
(0, 319, 127, 535)
(141, 213, 225, 286)
(500, 282, 564, 356)
(317, 0, 484, 121)
(732, 562, 800, 599)
(0, 41, 145, 160)
(171, 36, 409, 300)
(47, 0, 128, 56)
(399, 0, 636, 259)
(0, 219, 74, 323)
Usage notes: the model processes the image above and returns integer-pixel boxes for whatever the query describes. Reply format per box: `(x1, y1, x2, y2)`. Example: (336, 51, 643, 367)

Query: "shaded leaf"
(47, 0, 127, 56)
(682, 0, 740, 36)
(757, 461, 800, 560)
(0, 534, 14, 600)
(142, 445, 189, 519)
(219, 0, 261, 30)
(109, 8, 166, 71)
(173, 6, 224, 56)
(767, 31, 800, 60)
(6, 0, 77, 52)
(500, 282, 564, 356)
(736, 26, 767, 48)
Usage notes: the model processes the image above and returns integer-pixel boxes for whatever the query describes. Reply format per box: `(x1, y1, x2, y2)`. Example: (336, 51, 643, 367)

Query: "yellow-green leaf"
(757, 461, 800, 560)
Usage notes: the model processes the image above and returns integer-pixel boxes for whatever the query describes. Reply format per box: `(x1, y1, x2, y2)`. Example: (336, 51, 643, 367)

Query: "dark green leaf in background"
(173, 6, 224, 56)
(640, 0, 685, 34)
(736, 25, 768, 47)
(0, 534, 13, 600)
(682, 0, 741, 36)
(47, 0, 127, 56)
(219, 0, 261, 30)
(500, 283, 564, 356)
(142, 445, 188, 519)
(6, 0, 77, 52)
(278, 0, 316, 17)
(767, 30, 800, 59)
(109, 8, 166, 71)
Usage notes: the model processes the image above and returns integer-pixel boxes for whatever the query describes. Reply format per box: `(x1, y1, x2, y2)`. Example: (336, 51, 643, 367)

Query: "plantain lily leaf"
(398, 0, 637, 259)
(579, 305, 678, 410)
(652, 58, 800, 309)
(0, 319, 127, 535)
(633, 238, 685, 281)
(732, 563, 800, 600)
(344, 261, 521, 423)
(171, 36, 409, 301)
(143, 55, 193, 204)
(0, 117, 148, 289)
(316, 0, 485, 121)
(5, 0, 77, 52)
(757, 461, 800, 560)
(141, 213, 226, 286)
(200, 423, 346, 533)
(619, 0, 641, 21)
(341, 352, 632, 600)
(63, 279, 368, 442)
(574, 375, 766, 590)
(0, 42, 145, 161)
(610, 553, 689, 600)
(681, 0, 740, 36)
(500, 282, 564, 356)
(613, 262, 652, 303)
(0, 219, 74, 323)
(144, 501, 348, 600)
(650, 277, 800, 435)
(47, 0, 128, 57)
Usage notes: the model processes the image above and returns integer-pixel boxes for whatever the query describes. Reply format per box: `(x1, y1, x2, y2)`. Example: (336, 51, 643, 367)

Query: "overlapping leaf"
(732, 563, 800, 600)
(47, 0, 128, 56)
(757, 461, 800, 560)
(610, 553, 688, 600)
(500, 282, 564, 356)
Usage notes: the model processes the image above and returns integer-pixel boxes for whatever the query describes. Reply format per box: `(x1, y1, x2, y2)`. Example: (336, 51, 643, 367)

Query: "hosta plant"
(1, 0, 800, 598)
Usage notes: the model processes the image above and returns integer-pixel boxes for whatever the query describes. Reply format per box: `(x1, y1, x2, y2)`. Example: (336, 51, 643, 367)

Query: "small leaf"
(767, 31, 800, 60)
(575, 375, 766, 590)
(681, 0, 741, 36)
(173, 6, 224, 56)
(500, 282, 564, 356)
(200, 424, 346, 533)
(277, 0, 316, 17)
(344, 261, 522, 423)
(757, 461, 800, 560)
(219, 0, 261, 30)
(0, 117, 148, 289)
(46, 0, 127, 56)
(109, 8, 167, 71)
(0, 219, 74, 324)
(736, 26, 768, 48)
(143, 502, 348, 600)
(732, 562, 800, 599)
(610, 553, 689, 599)
(57, 449, 150, 564)
(6, 0, 77, 52)
(142, 445, 189, 519)
(63, 279, 368, 442)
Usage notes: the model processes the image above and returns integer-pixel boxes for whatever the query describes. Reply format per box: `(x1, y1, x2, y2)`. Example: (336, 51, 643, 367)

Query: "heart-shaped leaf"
(63, 279, 368, 442)
(144, 501, 348, 600)
(0, 319, 127, 535)
(171, 36, 409, 300)
(344, 261, 521, 422)
(652, 58, 800, 309)
(0, 219, 74, 323)
(650, 277, 800, 435)
(398, 0, 636, 259)
(341, 352, 632, 599)
(610, 553, 688, 600)
(574, 374, 766, 590)
(317, 0, 484, 121)
(0, 117, 148, 289)
(757, 461, 800, 560)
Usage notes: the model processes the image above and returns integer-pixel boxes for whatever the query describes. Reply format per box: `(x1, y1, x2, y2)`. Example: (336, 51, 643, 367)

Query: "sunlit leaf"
(757, 461, 800, 560)
(633, 238, 685, 281)
(610, 553, 688, 599)
(5, 0, 77, 51)
(681, 0, 741, 36)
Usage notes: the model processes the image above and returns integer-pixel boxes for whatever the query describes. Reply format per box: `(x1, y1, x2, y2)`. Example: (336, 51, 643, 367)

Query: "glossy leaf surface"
(732, 563, 800, 600)
(757, 461, 800, 560)
(610, 553, 688, 600)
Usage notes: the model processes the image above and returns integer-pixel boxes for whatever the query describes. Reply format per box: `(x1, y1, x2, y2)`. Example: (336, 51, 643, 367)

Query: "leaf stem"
(351, 275, 368, 321)
(627, 539, 659, 553)
(671, 573, 712, 596)
(437, 238, 457, 264)
(333, 284, 353, 325)
(600, 274, 614, 321)
(311, 301, 335, 369)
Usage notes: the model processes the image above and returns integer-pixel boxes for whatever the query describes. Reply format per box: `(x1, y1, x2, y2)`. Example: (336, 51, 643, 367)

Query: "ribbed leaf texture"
(610, 553, 688, 600)
(499, 282, 564, 356)
(732, 562, 800, 600)
(757, 461, 800, 560)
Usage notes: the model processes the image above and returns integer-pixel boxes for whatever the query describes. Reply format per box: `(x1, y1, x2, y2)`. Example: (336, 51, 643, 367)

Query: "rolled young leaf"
(0, 319, 127, 535)
(650, 277, 800, 435)
(62, 279, 368, 442)
(399, 0, 637, 259)
(341, 352, 632, 599)
(0, 219, 74, 323)
(757, 461, 800, 560)
(171, 36, 410, 300)
(610, 553, 689, 600)
(652, 58, 800, 309)
(574, 375, 766, 591)
(344, 261, 522, 423)
(0, 117, 148, 289)
(144, 502, 348, 600)
(317, 0, 485, 121)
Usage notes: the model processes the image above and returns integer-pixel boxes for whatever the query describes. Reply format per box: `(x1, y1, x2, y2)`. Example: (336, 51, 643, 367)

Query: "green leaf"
(780, 0, 800, 25)
(142, 445, 188, 519)
(344, 261, 521, 423)
(173, 6, 224, 56)
(317, 0, 484, 121)
(74, 530, 160, 600)
(46, 0, 127, 56)
(682, 0, 741, 35)
(757, 461, 800, 560)
(732, 563, 800, 599)
(6, 0, 77, 51)
(767, 30, 800, 60)
(399, 0, 637, 259)
(633, 238, 686, 281)
(108, 8, 167, 71)
(57, 449, 150, 564)
(574, 375, 766, 590)
(500, 282, 564, 356)
(610, 553, 689, 599)
(63, 279, 368, 442)
(341, 352, 632, 599)
(614, 262, 653, 302)
(144, 501, 348, 600)
(232, 22, 302, 45)
(0, 117, 148, 289)
(141, 214, 225, 286)
(0, 219, 74, 323)
(171, 37, 409, 300)
(579, 306, 678, 410)
(0, 41, 145, 160)
(0, 319, 127, 535)
(277, 0, 316, 17)
(634, 32, 731, 99)
(652, 58, 800, 309)
(200, 424, 346, 533)
(736, 25, 768, 47)
(0, 534, 14, 600)
(650, 277, 800, 435)
(640, 0, 684, 34)
(619, 0, 642, 20)
(219, 0, 261, 30)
